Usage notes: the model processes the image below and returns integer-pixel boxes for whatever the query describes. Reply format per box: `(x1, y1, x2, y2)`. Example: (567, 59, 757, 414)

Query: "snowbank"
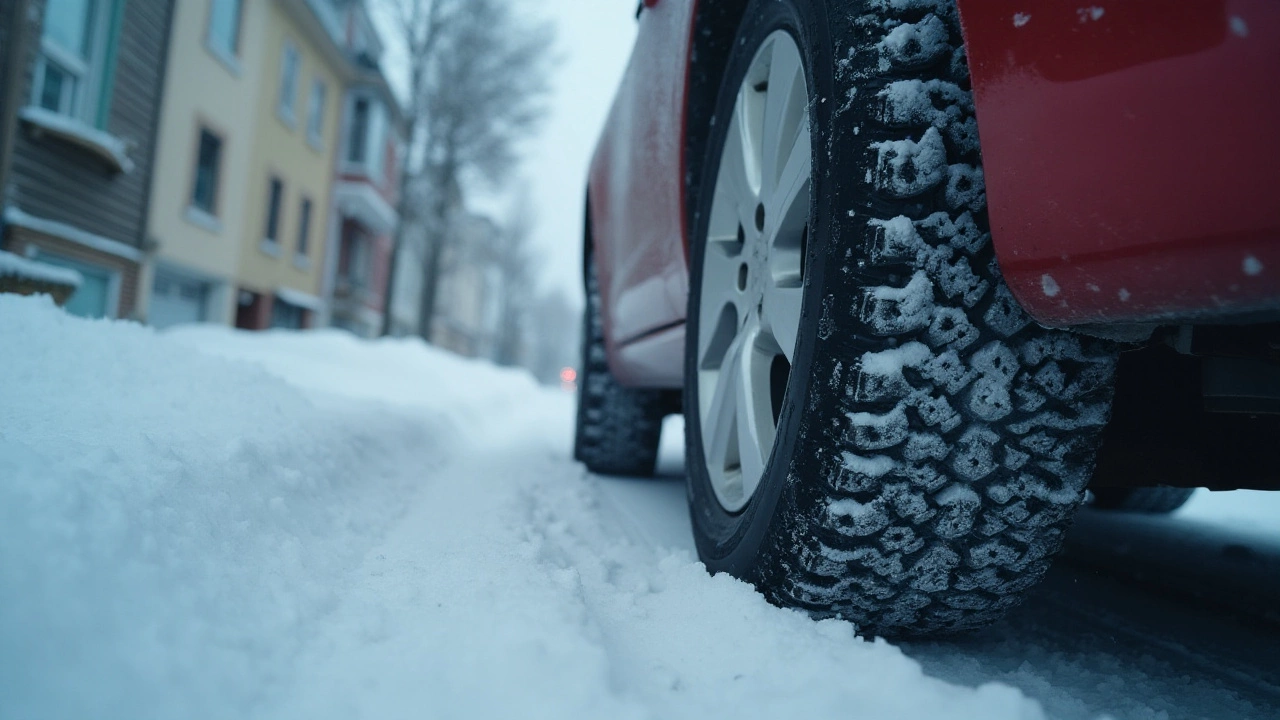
(0, 296, 1050, 719)
(0, 249, 82, 287)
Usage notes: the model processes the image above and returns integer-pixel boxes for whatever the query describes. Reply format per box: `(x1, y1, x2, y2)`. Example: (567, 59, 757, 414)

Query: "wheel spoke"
(765, 124, 811, 251)
(702, 328, 747, 479)
(698, 243, 742, 338)
(762, 283, 804, 363)
(734, 322, 772, 500)
(761, 36, 807, 203)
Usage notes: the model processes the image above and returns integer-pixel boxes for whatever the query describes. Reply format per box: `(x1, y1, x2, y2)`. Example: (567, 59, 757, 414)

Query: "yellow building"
(143, 0, 269, 327)
(233, 0, 348, 329)
(142, 0, 355, 330)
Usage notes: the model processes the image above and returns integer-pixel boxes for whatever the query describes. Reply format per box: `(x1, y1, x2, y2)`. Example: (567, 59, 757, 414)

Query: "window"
(346, 97, 369, 164)
(278, 43, 300, 125)
(191, 128, 223, 215)
(341, 223, 371, 288)
(265, 177, 284, 244)
(34, 0, 110, 122)
(297, 197, 312, 257)
(343, 95, 387, 177)
(270, 297, 305, 329)
(207, 0, 242, 61)
(306, 79, 327, 146)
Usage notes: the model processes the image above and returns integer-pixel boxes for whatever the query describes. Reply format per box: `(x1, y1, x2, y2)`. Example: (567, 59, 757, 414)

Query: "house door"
(34, 252, 118, 318)
(150, 270, 209, 328)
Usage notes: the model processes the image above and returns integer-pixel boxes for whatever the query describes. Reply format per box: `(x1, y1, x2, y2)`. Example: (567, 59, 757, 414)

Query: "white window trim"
(205, 37, 242, 77)
(307, 77, 327, 150)
(277, 42, 300, 129)
(32, 0, 114, 125)
(338, 91, 387, 180)
(184, 205, 222, 234)
(205, 0, 243, 75)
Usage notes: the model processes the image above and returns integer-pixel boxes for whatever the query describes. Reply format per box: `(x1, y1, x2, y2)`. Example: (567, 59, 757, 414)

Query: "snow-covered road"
(2, 295, 1278, 720)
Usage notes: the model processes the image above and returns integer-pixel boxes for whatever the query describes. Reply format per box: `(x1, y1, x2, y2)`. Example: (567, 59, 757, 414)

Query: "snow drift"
(0, 295, 1053, 719)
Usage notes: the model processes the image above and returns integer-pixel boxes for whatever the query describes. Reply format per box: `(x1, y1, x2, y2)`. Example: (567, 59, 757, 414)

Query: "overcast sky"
(518, 1, 637, 304)
(374, 1, 639, 307)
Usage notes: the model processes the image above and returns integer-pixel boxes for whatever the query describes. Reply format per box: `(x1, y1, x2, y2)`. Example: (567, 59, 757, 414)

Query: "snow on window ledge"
(0, 249, 82, 288)
(184, 206, 223, 234)
(292, 254, 312, 271)
(260, 239, 282, 258)
(275, 286, 324, 312)
(18, 106, 135, 174)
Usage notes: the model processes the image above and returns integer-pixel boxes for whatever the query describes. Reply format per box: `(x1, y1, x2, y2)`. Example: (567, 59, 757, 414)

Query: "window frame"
(188, 124, 225, 220)
(263, 175, 285, 252)
(277, 41, 301, 128)
(31, 0, 116, 125)
(204, 0, 244, 74)
(341, 92, 387, 179)
(296, 195, 313, 260)
(306, 77, 327, 149)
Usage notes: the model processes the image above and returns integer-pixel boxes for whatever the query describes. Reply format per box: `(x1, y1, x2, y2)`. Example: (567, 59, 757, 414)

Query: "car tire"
(1090, 486, 1196, 514)
(574, 258, 673, 476)
(684, 0, 1119, 636)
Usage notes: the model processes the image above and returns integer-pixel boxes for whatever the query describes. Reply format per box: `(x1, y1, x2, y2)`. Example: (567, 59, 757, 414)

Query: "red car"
(574, 0, 1280, 636)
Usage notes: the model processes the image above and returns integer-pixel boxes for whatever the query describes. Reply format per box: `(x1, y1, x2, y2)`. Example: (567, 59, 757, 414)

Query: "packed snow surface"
(0, 296, 1042, 719)
(4, 295, 1279, 719)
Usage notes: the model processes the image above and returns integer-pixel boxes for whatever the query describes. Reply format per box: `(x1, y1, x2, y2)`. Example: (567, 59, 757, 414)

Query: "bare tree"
(490, 188, 539, 366)
(379, 0, 556, 340)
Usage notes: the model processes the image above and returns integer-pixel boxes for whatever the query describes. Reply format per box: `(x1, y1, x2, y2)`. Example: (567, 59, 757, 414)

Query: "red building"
(319, 0, 404, 337)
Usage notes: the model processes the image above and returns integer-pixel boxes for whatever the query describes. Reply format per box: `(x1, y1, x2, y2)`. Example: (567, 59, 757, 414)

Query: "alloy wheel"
(696, 30, 811, 513)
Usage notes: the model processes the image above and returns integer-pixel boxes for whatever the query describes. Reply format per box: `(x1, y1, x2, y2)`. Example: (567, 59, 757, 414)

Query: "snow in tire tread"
(756, 0, 1118, 636)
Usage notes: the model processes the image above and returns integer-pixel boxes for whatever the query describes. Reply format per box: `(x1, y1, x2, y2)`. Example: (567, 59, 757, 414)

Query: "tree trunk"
(415, 164, 455, 342)
(379, 175, 415, 337)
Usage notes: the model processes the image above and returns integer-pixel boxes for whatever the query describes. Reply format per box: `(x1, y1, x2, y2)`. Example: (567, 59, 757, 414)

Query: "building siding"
(7, 0, 174, 251)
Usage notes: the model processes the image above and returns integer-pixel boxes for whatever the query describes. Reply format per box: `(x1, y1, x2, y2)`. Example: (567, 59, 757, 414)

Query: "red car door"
(587, 0, 697, 386)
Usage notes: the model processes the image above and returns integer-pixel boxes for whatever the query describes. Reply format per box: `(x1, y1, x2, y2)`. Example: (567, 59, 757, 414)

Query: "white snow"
(18, 105, 135, 173)
(0, 295, 1058, 720)
(0, 249, 82, 287)
(4, 206, 145, 262)
(1013, 13, 1032, 28)
(841, 451, 898, 478)
(1243, 255, 1264, 276)
(1040, 274, 1061, 298)
(878, 14, 951, 72)
(863, 271, 934, 334)
(273, 286, 325, 311)
(1077, 7, 1105, 23)
(1230, 16, 1250, 37)
(1178, 489, 1280, 534)
(871, 127, 949, 198)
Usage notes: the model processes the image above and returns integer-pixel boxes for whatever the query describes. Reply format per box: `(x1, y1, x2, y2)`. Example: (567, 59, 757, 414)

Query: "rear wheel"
(684, 0, 1119, 636)
(574, 259, 672, 476)
(1091, 487, 1196, 514)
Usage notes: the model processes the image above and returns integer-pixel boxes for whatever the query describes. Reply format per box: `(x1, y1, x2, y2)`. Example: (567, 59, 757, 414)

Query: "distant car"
(574, 0, 1280, 636)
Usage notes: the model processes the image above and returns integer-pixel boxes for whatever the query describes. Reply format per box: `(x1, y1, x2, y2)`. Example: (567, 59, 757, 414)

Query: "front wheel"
(683, 0, 1119, 636)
